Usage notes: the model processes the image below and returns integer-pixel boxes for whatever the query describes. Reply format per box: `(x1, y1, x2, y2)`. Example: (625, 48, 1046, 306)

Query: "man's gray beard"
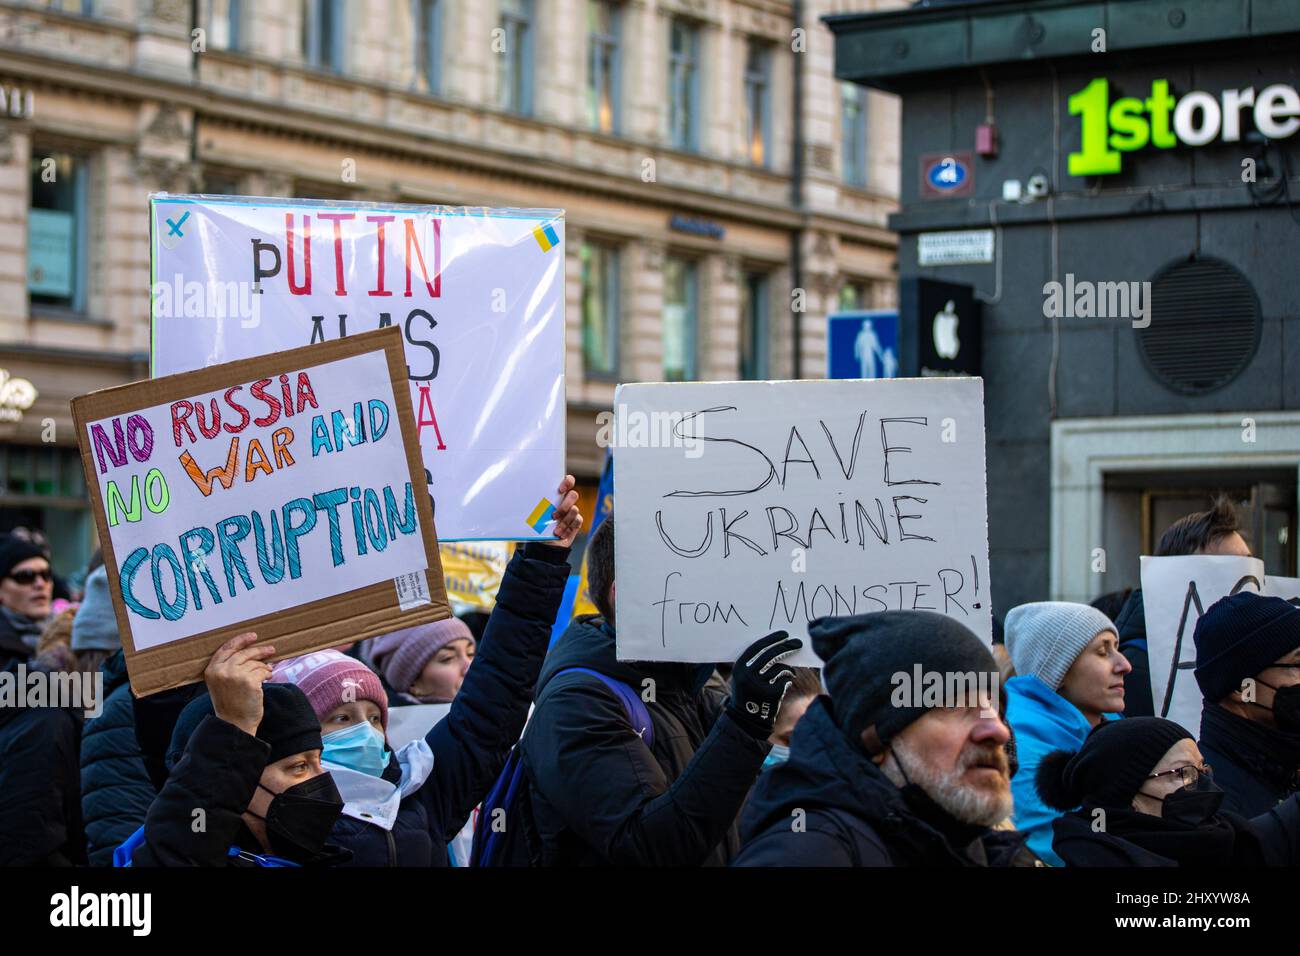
(882, 736, 1014, 827)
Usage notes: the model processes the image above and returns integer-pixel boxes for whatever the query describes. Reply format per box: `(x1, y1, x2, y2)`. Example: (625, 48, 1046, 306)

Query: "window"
(743, 40, 771, 167)
(662, 257, 697, 381)
(207, 0, 242, 51)
(580, 242, 620, 377)
(302, 0, 345, 72)
(838, 281, 865, 312)
(414, 0, 442, 94)
(498, 0, 534, 115)
(842, 82, 867, 187)
(202, 172, 241, 196)
(44, 0, 97, 13)
(739, 272, 769, 380)
(28, 151, 86, 313)
(668, 19, 700, 151)
(0, 446, 91, 583)
(587, 1, 621, 133)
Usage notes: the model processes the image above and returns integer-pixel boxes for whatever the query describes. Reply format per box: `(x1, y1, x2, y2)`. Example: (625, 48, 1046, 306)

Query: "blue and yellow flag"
(571, 449, 613, 618)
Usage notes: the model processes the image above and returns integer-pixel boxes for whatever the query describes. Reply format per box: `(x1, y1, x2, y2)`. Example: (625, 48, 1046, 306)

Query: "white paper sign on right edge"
(613, 377, 992, 668)
(1140, 554, 1266, 734)
(1264, 575, 1300, 605)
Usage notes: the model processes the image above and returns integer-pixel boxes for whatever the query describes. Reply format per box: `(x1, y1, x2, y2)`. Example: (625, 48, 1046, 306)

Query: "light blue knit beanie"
(1004, 601, 1117, 690)
(71, 566, 119, 652)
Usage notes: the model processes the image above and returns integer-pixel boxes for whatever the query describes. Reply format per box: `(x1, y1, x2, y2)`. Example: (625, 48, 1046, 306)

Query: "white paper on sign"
(1140, 554, 1266, 734)
(612, 378, 993, 667)
(149, 195, 566, 542)
(385, 703, 451, 749)
(394, 570, 432, 611)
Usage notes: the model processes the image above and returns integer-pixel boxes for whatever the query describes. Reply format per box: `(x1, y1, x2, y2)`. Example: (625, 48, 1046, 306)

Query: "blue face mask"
(322, 720, 390, 778)
(762, 743, 790, 771)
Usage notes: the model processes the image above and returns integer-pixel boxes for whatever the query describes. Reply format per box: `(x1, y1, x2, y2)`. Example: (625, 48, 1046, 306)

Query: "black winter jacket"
(0, 660, 86, 865)
(735, 697, 1035, 867)
(519, 615, 768, 866)
(330, 543, 571, 866)
(1114, 588, 1154, 717)
(0, 610, 33, 673)
(127, 712, 348, 866)
(1198, 704, 1300, 818)
(1051, 796, 1300, 866)
(80, 651, 156, 866)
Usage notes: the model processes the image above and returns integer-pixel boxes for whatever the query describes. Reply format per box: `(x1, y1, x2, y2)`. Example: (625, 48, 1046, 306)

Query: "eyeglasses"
(1147, 764, 1212, 788)
(6, 568, 52, 586)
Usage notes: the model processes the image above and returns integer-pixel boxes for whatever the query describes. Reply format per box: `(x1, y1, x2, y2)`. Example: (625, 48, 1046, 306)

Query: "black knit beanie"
(167, 683, 323, 771)
(1035, 717, 1192, 811)
(0, 534, 46, 581)
(811, 610, 998, 753)
(1194, 593, 1300, 702)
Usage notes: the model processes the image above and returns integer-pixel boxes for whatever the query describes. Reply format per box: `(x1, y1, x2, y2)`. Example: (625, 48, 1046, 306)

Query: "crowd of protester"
(1, 488, 1298, 867)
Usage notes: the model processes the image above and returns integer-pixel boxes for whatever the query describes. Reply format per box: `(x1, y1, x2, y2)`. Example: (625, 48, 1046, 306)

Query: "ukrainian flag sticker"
(532, 221, 560, 253)
(526, 498, 556, 534)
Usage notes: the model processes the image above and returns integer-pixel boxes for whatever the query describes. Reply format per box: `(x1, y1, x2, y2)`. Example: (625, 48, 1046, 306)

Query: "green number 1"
(1068, 77, 1122, 176)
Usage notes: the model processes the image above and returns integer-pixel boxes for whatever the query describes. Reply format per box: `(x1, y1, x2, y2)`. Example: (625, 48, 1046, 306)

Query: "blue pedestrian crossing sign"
(827, 311, 900, 379)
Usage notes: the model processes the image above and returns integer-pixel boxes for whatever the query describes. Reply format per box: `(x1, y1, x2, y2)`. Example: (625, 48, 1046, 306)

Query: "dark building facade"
(829, 0, 1300, 615)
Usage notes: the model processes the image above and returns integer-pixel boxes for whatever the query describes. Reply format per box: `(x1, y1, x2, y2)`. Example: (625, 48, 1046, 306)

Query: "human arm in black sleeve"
(420, 541, 571, 840)
(523, 675, 769, 866)
(129, 715, 268, 867)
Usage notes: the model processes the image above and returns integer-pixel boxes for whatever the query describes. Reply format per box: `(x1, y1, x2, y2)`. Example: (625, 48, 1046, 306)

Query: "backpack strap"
(472, 748, 526, 866)
(554, 666, 655, 749)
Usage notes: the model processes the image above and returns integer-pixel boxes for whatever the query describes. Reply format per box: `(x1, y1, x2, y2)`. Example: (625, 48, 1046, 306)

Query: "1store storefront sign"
(1068, 77, 1300, 176)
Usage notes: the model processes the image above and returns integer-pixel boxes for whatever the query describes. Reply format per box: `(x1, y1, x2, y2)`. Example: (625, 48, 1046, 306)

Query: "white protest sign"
(613, 378, 992, 666)
(1140, 554, 1266, 733)
(149, 194, 566, 542)
(385, 703, 452, 749)
(72, 330, 449, 695)
(1264, 575, 1300, 604)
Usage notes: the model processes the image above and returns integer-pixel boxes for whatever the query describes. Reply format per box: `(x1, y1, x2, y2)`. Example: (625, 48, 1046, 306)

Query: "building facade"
(830, 0, 1300, 615)
(0, 0, 903, 582)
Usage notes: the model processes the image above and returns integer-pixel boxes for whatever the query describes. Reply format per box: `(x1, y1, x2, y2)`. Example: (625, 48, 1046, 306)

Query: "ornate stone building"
(0, 0, 900, 577)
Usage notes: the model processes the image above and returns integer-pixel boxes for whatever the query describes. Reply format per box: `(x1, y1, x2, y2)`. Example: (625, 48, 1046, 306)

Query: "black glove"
(727, 631, 803, 738)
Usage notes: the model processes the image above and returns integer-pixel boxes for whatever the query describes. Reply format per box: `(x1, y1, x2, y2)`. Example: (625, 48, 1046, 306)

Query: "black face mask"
(251, 772, 344, 863)
(1149, 774, 1225, 827)
(1255, 679, 1300, 734)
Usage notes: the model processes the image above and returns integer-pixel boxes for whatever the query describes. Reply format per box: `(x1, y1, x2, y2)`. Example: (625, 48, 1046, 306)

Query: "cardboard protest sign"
(1140, 555, 1266, 733)
(149, 194, 566, 542)
(613, 378, 992, 667)
(72, 327, 449, 696)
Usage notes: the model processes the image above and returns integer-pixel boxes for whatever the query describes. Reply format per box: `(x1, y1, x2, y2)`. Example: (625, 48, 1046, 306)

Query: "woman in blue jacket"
(1004, 601, 1131, 865)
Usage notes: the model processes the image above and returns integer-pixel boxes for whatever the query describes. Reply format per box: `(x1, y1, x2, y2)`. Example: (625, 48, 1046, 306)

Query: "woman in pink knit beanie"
(370, 617, 477, 704)
(272, 649, 390, 738)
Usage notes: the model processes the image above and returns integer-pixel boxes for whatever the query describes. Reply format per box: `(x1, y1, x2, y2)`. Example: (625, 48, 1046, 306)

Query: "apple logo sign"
(932, 300, 960, 360)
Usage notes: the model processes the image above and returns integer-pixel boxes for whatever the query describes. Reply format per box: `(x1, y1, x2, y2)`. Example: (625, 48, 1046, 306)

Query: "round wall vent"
(1137, 256, 1261, 395)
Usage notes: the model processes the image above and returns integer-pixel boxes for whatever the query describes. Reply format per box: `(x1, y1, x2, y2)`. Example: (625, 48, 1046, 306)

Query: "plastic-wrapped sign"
(149, 194, 566, 542)
(612, 377, 992, 667)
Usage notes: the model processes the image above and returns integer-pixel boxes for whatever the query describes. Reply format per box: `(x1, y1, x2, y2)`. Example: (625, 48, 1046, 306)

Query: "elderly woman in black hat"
(1036, 716, 1300, 866)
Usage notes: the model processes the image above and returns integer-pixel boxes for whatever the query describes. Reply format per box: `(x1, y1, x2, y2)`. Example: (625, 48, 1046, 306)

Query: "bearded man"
(734, 611, 1038, 867)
